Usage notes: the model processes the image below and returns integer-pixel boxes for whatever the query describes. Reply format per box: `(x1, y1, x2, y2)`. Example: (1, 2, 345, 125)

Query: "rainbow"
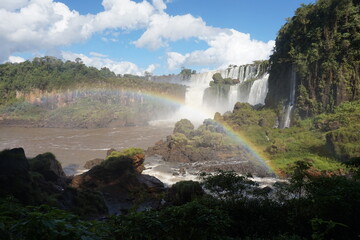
(21, 86, 276, 176)
(116, 88, 277, 176)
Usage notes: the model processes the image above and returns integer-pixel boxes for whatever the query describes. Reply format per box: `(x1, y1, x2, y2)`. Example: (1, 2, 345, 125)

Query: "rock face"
(0, 148, 70, 206)
(266, 0, 360, 117)
(146, 120, 274, 177)
(0, 147, 165, 217)
(0, 148, 32, 202)
(71, 149, 164, 215)
(83, 158, 104, 169)
(29, 152, 66, 183)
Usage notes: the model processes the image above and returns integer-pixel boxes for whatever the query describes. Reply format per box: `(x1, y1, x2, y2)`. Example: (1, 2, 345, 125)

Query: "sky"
(0, 0, 315, 75)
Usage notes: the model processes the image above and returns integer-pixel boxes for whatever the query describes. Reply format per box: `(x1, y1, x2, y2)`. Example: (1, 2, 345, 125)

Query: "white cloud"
(145, 64, 157, 73)
(0, 0, 91, 61)
(82, 0, 155, 35)
(0, 0, 275, 73)
(61, 51, 155, 75)
(6, 56, 26, 63)
(0, 0, 29, 11)
(0, 0, 159, 62)
(152, 0, 167, 12)
(167, 52, 186, 70)
(166, 29, 275, 70)
(89, 51, 108, 58)
(134, 13, 224, 50)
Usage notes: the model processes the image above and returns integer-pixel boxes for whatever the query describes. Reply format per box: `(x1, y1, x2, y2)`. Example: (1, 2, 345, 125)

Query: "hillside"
(0, 57, 186, 127)
(266, 0, 360, 118)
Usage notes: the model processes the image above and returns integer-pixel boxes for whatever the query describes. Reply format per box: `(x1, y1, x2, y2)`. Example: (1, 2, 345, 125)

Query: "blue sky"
(0, 0, 315, 75)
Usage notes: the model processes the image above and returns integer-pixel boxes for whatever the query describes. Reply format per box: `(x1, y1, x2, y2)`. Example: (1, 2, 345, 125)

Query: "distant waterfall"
(282, 67, 296, 128)
(197, 64, 269, 114)
(149, 62, 269, 124)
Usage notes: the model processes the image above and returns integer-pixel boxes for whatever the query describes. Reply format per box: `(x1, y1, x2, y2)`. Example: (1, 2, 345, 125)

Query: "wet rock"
(29, 152, 66, 183)
(136, 174, 164, 193)
(0, 148, 32, 202)
(84, 158, 104, 169)
(71, 151, 164, 215)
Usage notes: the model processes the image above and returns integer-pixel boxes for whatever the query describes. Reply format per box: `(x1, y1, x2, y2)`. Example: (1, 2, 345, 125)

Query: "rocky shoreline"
(0, 147, 165, 218)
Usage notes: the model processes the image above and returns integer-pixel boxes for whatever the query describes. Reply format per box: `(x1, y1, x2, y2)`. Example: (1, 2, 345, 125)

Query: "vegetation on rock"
(215, 101, 360, 175)
(209, 73, 239, 87)
(2, 160, 360, 239)
(266, 0, 360, 116)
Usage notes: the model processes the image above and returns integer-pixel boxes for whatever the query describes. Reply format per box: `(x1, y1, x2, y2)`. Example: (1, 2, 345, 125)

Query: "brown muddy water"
(0, 125, 173, 173)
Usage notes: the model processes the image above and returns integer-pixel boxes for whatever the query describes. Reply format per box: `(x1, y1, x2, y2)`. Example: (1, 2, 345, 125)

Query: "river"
(0, 125, 173, 173)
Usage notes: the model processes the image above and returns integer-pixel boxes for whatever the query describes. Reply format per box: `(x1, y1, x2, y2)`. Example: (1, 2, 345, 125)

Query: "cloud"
(166, 29, 275, 70)
(0, 0, 275, 73)
(145, 64, 157, 73)
(134, 13, 224, 50)
(61, 51, 156, 75)
(0, 0, 91, 61)
(0, 0, 160, 62)
(5, 56, 26, 63)
(0, 0, 29, 11)
(82, 0, 155, 35)
(89, 51, 108, 58)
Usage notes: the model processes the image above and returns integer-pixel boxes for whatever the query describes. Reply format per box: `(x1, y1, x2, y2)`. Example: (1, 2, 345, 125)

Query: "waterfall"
(149, 62, 269, 124)
(282, 67, 296, 128)
(193, 64, 269, 115)
(247, 74, 269, 105)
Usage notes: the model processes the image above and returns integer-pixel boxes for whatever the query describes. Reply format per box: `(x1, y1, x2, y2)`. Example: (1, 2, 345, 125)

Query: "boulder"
(29, 152, 66, 183)
(84, 158, 104, 169)
(71, 149, 164, 215)
(0, 148, 31, 202)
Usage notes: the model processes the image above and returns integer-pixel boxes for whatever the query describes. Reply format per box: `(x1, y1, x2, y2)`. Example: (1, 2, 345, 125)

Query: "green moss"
(106, 148, 144, 159)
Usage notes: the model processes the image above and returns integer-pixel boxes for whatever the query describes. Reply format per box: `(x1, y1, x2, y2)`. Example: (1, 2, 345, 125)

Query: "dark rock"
(71, 152, 164, 215)
(0, 148, 32, 202)
(84, 158, 104, 169)
(179, 168, 186, 175)
(136, 174, 164, 193)
(0, 148, 29, 176)
(29, 152, 66, 183)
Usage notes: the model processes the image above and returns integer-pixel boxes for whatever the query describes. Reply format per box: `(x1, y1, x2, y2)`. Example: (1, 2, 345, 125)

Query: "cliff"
(266, 0, 360, 117)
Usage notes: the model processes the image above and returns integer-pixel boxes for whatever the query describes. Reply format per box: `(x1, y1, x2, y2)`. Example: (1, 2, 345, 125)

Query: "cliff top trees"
(266, 0, 360, 116)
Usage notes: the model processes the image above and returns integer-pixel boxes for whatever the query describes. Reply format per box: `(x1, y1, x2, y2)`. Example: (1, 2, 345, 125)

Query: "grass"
(218, 102, 360, 175)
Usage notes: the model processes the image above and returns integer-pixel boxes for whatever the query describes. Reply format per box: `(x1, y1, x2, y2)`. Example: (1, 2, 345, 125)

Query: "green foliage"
(166, 180, 204, 206)
(287, 160, 313, 198)
(200, 170, 258, 200)
(98, 148, 144, 174)
(214, 100, 358, 173)
(107, 148, 144, 159)
(173, 119, 194, 137)
(109, 201, 231, 240)
(226, 102, 277, 128)
(192, 130, 224, 148)
(0, 57, 186, 126)
(179, 67, 195, 80)
(209, 73, 239, 86)
(0, 197, 111, 240)
(268, 0, 360, 115)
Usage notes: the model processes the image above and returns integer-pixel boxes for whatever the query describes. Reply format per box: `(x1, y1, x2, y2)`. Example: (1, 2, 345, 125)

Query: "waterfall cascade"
(150, 63, 269, 123)
(190, 64, 269, 115)
(281, 66, 296, 128)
